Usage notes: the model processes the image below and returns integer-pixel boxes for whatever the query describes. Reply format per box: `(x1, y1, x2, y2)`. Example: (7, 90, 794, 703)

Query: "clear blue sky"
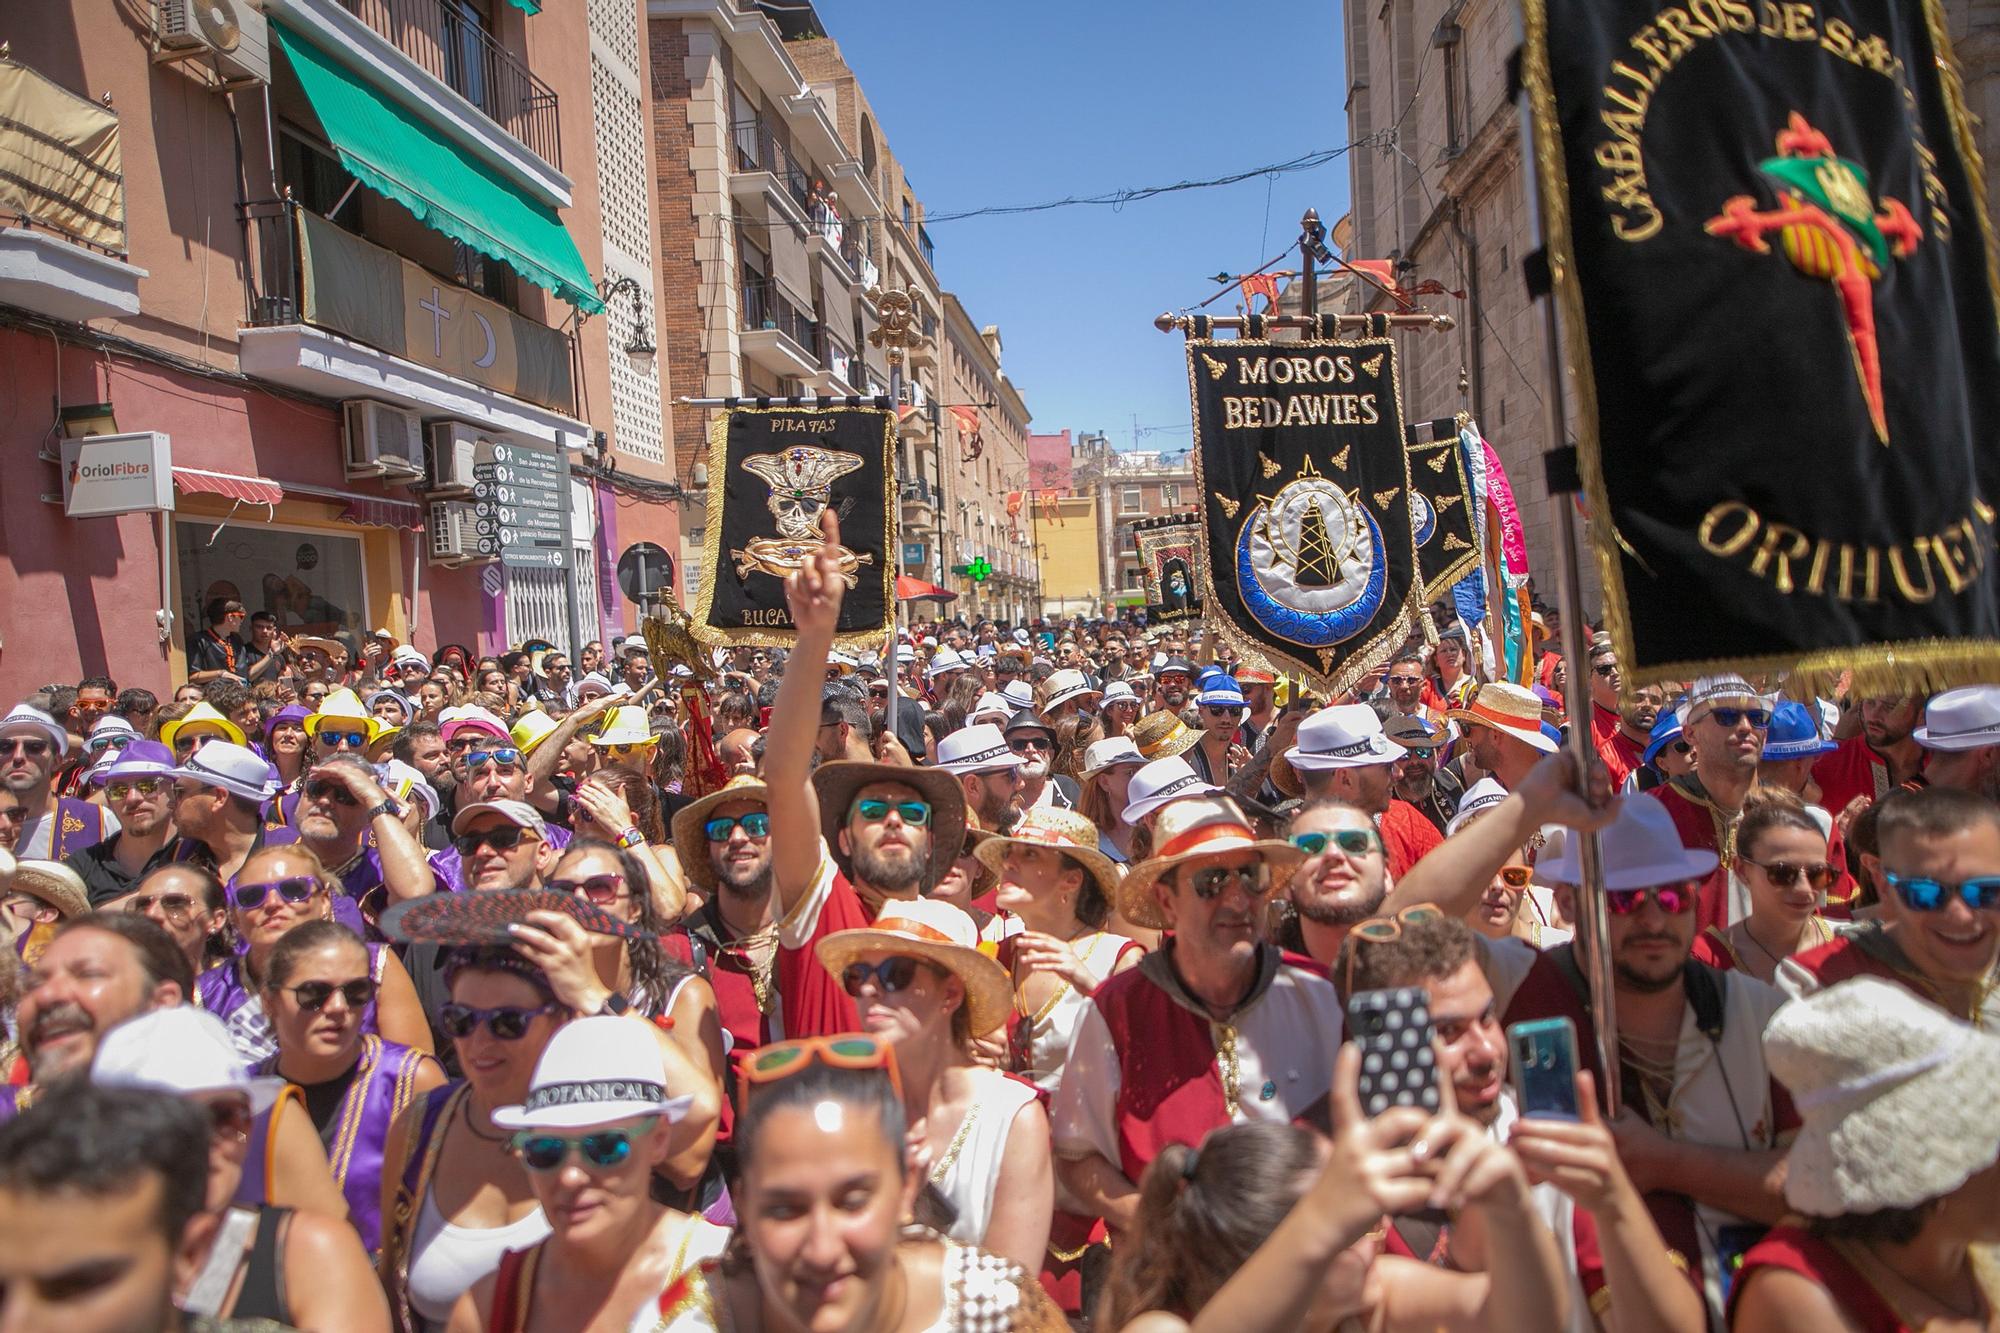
(821, 1, 1351, 456)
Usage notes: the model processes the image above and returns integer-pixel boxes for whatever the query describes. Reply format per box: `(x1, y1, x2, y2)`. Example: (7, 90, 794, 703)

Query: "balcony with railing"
(327, 0, 562, 170)
(739, 276, 820, 378)
(900, 478, 942, 517)
(730, 117, 816, 224)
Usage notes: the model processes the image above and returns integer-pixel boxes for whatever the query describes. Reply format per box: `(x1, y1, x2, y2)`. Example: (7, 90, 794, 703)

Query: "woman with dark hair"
(1693, 788, 1838, 983)
(1052, 714, 1102, 788)
(512, 838, 723, 1203)
(707, 1039, 1065, 1330)
(1731, 977, 2000, 1331)
(256, 917, 446, 1253)
(475, 668, 517, 714)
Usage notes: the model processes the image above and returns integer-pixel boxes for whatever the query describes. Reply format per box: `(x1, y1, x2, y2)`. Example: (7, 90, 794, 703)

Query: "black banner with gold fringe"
(1406, 416, 1481, 599)
(1185, 336, 1418, 693)
(691, 405, 897, 648)
(1133, 515, 1205, 623)
(1521, 0, 2000, 693)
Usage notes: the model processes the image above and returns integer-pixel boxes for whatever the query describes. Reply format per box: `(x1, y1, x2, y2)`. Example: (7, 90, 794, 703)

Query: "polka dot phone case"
(1347, 986, 1441, 1117)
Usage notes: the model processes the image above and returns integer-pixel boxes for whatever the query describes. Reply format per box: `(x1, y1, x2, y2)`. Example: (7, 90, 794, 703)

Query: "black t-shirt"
(188, 629, 246, 677)
(65, 836, 180, 908)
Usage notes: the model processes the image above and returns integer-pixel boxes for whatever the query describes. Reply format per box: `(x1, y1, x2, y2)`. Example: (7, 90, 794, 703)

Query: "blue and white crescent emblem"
(1410, 492, 1436, 547)
(1233, 475, 1387, 647)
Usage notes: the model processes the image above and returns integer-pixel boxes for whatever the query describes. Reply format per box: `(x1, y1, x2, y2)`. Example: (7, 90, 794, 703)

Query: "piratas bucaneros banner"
(691, 406, 898, 649)
(1522, 0, 2000, 691)
(1132, 515, 1205, 623)
(1185, 337, 1419, 692)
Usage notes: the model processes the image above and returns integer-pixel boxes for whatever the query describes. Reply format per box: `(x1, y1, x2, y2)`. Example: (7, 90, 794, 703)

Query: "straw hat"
(811, 760, 967, 889)
(973, 807, 1119, 902)
(814, 898, 1012, 1036)
(1131, 709, 1199, 761)
(302, 689, 386, 745)
(1675, 673, 1774, 726)
(289, 635, 347, 663)
(158, 702, 247, 750)
(10, 860, 88, 919)
(1446, 682, 1559, 755)
(1765, 977, 2000, 1216)
(1116, 796, 1303, 929)
(668, 774, 770, 893)
(589, 706, 656, 748)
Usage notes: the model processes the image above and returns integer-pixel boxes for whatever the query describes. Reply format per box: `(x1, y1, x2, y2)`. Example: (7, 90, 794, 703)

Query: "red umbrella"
(896, 575, 957, 603)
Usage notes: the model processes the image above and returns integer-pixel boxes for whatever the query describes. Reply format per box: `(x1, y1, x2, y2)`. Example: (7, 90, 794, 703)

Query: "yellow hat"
(511, 710, 560, 756)
(589, 705, 657, 748)
(303, 688, 387, 745)
(159, 702, 247, 750)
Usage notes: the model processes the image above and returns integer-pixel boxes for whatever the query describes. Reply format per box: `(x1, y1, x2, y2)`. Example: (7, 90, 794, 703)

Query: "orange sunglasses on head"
(1343, 902, 1447, 997)
(738, 1033, 904, 1106)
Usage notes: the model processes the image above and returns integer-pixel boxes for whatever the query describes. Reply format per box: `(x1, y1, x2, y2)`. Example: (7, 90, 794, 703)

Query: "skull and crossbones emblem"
(732, 446, 874, 585)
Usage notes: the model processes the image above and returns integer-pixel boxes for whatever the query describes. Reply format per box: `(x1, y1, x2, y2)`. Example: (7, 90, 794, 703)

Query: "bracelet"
(615, 827, 645, 849)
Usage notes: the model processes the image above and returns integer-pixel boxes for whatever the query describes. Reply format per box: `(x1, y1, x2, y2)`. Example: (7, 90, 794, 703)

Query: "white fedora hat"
(1914, 685, 2000, 752)
(1120, 755, 1218, 825)
(493, 1016, 693, 1131)
(94, 1008, 287, 1114)
(935, 723, 1025, 775)
(1041, 669, 1101, 713)
(1537, 796, 1718, 889)
(1285, 704, 1407, 772)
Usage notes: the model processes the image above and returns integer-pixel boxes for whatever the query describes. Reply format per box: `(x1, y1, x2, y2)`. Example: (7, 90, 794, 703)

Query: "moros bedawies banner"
(1186, 337, 1419, 692)
(1522, 0, 2000, 692)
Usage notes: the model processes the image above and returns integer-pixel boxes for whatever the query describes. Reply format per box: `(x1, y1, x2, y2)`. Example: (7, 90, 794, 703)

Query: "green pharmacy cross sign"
(966, 557, 993, 583)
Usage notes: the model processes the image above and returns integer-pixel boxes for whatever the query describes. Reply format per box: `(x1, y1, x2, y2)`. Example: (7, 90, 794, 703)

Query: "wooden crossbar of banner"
(1153, 312, 1454, 335)
(677, 395, 893, 409)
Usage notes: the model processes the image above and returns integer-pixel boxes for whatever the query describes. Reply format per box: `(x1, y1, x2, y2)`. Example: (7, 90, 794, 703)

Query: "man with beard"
(393, 721, 454, 849)
(1582, 635, 1626, 753)
(1380, 652, 1443, 730)
(816, 685, 874, 765)
(1151, 657, 1195, 714)
(1283, 799, 1390, 973)
(64, 743, 181, 908)
(163, 742, 293, 884)
(1597, 676, 1664, 790)
(1648, 675, 1770, 929)
(1493, 798, 1794, 1327)
(1782, 785, 2000, 1026)
(1282, 705, 1441, 878)
(3, 913, 189, 1120)
(1446, 683, 1558, 793)
(291, 753, 440, 917)
(1235, 667, 1278, 741)
(1383, 714, 1460, 834)
(1005, 710, 1077, 811)
(4, 704, 117, 860)
(937, 723, 1026, 833)
(1912, 686, 2000, 801)
(766, 510, 970, 1041)
(671, 775, 783, 1062)
(1814, 692, 1928, 816)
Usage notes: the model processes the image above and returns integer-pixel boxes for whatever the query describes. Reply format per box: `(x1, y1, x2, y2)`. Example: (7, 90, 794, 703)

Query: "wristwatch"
(595, 992, 632, 1018)
(615, 827, 646, 849)
(366, 798, 405, 821)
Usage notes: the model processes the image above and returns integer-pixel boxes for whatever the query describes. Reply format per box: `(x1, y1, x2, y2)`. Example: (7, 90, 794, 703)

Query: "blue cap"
(1641, 710, 1685, 767)
(1762, 700, 1838, 760)
(1196, 680, 1247, 709)
(1540, 722, 1564, 746)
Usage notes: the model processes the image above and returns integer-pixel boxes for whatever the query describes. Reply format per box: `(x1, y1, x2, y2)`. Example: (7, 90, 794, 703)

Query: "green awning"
(273, 22, 601, 313)
(505, 0, 541, 12)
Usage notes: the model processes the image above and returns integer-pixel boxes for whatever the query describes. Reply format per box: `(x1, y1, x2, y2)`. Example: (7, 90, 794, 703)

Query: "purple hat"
(263, 704, 310, 741)
(1532, 684, 1559, 706)
(90, 740, 176, 784)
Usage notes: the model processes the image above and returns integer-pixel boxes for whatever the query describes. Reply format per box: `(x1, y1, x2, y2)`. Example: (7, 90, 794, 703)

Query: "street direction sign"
(477, 440, 571, 571)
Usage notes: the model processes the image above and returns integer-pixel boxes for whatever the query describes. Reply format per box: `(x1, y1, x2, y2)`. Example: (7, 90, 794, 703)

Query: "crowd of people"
(3, 518, 1999, 1333)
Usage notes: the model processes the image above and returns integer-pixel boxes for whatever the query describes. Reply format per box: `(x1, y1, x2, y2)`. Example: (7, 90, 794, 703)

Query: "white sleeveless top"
(930, 1067, 1039, 1251)
(1017, 931, 1136, 1093)
(407, 1180, 550, 1324)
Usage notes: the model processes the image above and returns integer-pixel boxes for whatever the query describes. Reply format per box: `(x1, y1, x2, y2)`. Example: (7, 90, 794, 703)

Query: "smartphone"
(1346, 987, 1442, 1117)
(1507, 1016, 1582, 1120)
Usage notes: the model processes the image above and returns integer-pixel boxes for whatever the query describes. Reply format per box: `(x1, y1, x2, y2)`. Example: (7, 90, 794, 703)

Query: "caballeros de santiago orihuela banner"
(1522, 0, 2000, 691)
(692, 405, 897, 649)
(1186, 339, 1418, 693)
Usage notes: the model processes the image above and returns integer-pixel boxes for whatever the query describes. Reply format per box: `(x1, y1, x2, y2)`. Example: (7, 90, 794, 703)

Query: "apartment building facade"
(0, 0, 674, 698)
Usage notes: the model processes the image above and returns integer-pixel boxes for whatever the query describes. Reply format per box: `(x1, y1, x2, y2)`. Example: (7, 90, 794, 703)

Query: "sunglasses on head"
(231, 877, 318, 910)
(854, 798, 930, 825)
(318, 731, 369, 750)
(1887, 872, 2000, 913)
(1290, 828, 1380, 857)
(1343, 903, 1448, 993)
(105, 778, 166, 801)
(440, 1001, 558, 1040)
(514, 1128, 642, 1173)
(741, 1033, 903, 1102)
(462, 748, 523, 772)
(704, 812, 770, 841)
(1742, 858, 1838, 891)
(549, 872, 626, 906)
(1702, 707, 1771, 730)
(304, 778, 358, 806)
(285, 977, 377, 1012)
(122, 891, 198, 920)
(1186, 863, 1272, 900)
(840, 956, 925, 998)
(455, 826, 532, 856)
(1605, 882, 1699, 916)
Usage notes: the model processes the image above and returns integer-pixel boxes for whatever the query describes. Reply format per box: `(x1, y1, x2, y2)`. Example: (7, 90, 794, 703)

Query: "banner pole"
(1512, 3, 1618, 1113)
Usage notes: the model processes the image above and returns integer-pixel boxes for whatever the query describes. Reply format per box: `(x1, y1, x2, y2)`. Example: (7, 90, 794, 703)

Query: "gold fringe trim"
(688, 406, 900, 653)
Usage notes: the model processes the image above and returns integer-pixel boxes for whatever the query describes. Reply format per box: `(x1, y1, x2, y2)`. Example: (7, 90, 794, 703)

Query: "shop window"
(176, 521, 367, 645)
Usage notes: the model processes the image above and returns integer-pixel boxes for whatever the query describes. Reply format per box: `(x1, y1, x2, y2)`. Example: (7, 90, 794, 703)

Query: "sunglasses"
(1604, 882, 1699, 916)
(105, 778, 167, 801)
(1186, 863, 1272, 900)
(317, 731, 369, 750)
(741, 1033, 903, 1103)
(1886, 872, 2000, 913)
(514, 1128, 641, 1173)
(0, 738, 51, 759)
(1290, 829, 1381, 857)
(87, 734, 136, 755)
(173, 733, 223, 754)
(1742, 858, 1838, 891)
(461, 748, 523, 771)
(1386, 675, 1424, 687)
(603, 742, 654, 759)
(1702, 707, 1772, 730)
(285, 977, 377, 1011)
(854, 798, 930, 825)
(1200, 704, 1245, 716)
(1344, 903, 1447, 993)
(1497, 864, 1533, 891)
(549, 873, 626, 906)
(1008, 737, 1052, 754)
(74, 699, 112, 714)
(439, 1002, 558, 1040)
(304, 778, 359, 806)
(122, 892, 198, 920)
(231, 877, 319, 910)
(704, 812, 771, 841)
(205, 1099, 253, 1143)
(455, 826, 533, 856)
(840, 956, 924, 997)
(1592, 663, 1621, 677)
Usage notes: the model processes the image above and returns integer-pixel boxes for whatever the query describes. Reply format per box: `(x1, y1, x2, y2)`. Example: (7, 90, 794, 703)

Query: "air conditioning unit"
(343, 400, 425, 482)
(157, 0, 271, 84)
(428, 501, 496, 566)
(427, 421, 496, 496)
